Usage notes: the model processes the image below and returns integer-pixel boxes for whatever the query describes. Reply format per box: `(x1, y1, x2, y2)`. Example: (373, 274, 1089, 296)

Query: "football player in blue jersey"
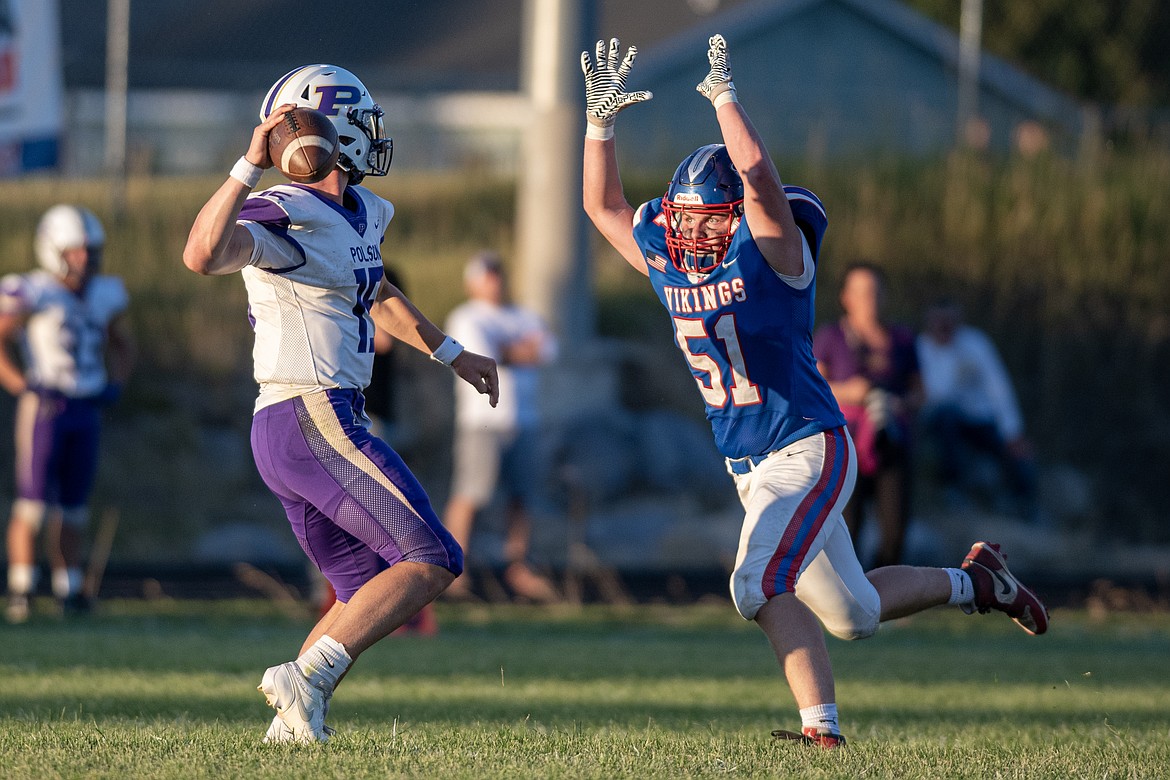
(183, 64, 499, 743)
(582, 35, 1049, 747)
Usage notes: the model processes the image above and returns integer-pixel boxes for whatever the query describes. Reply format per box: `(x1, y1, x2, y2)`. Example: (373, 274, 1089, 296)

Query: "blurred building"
(57, 0, 1086, 176)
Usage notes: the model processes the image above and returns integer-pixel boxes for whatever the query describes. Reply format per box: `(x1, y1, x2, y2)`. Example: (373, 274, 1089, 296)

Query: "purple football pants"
(15, 390, 100, 509)
(250, 389, 462, 602)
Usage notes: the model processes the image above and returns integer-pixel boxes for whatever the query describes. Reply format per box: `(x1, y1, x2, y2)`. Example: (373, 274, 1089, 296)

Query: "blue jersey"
(631, 186, 845, 459)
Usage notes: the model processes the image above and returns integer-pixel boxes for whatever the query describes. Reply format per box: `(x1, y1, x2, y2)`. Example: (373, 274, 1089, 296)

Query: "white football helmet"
(35, 204, 105, 277)
(260, 64, 393, 184)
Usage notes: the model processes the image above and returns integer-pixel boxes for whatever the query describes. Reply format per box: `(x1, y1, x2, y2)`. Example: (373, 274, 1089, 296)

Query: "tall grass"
(0, 148, 1166, 548)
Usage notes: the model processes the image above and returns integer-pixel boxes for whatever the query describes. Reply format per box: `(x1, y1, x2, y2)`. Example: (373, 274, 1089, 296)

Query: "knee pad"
(822, 598, 881, 641)
(60, 506, 90, 529)
(730, 571, 769, 621)
(11, 498, 47, 532)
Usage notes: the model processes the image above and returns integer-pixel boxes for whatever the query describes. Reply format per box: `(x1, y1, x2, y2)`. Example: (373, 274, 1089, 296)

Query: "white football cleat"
(262, 715, 336, 744)
(258, 662, 332, 744)
(262, 715, 295, 744)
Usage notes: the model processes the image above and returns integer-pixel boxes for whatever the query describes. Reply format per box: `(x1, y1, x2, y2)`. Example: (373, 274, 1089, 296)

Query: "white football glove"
(696, 34, 737, 107)
(581, 38, 653, 128)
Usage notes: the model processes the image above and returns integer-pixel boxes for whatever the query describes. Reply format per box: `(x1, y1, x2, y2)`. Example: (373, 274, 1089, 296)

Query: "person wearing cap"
(442, 251, 560, 602)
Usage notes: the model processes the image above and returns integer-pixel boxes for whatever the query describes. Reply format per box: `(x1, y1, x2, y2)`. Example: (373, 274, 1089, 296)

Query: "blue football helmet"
(662, 144, 744, 273)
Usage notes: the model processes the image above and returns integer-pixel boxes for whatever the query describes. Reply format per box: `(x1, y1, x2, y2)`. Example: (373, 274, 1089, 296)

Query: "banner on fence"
(0, 0, 62, 175)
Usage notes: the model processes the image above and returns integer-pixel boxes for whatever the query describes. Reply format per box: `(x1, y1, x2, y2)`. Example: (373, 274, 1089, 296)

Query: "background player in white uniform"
(183, 64, 498, 744)
(0, 205, 134, 623)
(581, 35, 1049, 747)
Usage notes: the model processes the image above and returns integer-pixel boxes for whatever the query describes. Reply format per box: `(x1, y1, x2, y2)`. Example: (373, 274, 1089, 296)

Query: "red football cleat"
(960, 541, 1049, 635)
(771, 727, 847, 749)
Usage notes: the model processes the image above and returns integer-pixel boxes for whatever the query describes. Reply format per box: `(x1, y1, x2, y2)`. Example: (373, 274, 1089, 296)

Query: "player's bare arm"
(698, 35, 804, 277)
(183, 105, 294, 276)
(370, 281, 499, 407)
(580, 38, 653, 276)
(0, 312, 27, 395)
(583, 140, 646, 275)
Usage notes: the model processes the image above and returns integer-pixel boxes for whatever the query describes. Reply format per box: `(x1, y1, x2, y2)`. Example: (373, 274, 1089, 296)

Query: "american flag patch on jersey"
(646, 254, 667, 272)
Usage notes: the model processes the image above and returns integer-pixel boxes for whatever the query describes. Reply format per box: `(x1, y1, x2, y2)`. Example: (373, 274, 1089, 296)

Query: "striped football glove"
(581, 38, 653, 128)
(696, 34, 737, 106)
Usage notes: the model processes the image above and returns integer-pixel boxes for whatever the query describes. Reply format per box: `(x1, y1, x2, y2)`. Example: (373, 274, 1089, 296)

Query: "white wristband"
(713, 86, 739, 109)
(585, 123, 615, 141)
(229, 157, 263, 189)
(430, 336, 465, 366)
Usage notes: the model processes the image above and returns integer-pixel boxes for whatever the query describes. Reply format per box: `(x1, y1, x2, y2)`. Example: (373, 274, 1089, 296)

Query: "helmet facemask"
(662, 144, 744, 274)
(662, 197, 742, 274)
(340, 105, 393, 184)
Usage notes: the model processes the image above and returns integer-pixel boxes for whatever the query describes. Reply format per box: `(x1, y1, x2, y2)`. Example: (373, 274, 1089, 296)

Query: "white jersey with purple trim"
(237, 183, 393, 412)
(0, 270, 128, 398)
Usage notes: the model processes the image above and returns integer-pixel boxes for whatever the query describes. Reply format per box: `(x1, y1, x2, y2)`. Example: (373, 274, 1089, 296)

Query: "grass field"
(2, 600, 1168, 778)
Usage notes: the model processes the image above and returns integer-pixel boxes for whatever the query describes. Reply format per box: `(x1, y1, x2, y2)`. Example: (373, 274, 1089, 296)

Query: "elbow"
(182, 250, 212, 275)
(182, 240, 218, 276)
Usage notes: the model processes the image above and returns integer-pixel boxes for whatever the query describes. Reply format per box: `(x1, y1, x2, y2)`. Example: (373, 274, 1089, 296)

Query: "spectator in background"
(916, 298, 1037, 518)
(813, 262, 920, 568)
(0, 205, 134, 623)
(443, 251, 560, 603)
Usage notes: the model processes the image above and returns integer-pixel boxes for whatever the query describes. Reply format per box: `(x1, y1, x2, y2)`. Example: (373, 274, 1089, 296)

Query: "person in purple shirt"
(814, 262, 921, 568)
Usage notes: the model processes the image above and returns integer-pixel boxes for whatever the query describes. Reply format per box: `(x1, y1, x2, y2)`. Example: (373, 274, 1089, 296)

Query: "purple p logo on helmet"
(260, 64, 393, 183)
(313, 85, 362, 117)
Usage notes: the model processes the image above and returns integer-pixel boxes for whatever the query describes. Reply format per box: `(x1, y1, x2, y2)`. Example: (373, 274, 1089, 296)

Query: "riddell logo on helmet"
(673, 193, 704, 205)
(313, 85, 362, 116)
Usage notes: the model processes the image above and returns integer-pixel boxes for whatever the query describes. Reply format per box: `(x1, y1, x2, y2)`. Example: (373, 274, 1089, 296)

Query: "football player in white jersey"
(183, 64, 499, 744)
(0, 204, 134, 623)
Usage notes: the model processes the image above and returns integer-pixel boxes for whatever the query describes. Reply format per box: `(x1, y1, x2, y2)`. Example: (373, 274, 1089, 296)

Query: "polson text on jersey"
(350, 244, 382, 264)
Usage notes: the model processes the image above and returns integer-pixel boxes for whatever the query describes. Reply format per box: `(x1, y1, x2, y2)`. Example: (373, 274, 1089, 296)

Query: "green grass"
(1, 601, 1168, 778)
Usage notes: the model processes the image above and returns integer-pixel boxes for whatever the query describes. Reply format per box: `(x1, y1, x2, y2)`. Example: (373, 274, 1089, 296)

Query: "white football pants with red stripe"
(729, 426, 881, 639)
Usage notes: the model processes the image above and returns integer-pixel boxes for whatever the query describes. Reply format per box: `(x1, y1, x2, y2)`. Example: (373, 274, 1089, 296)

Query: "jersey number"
(673, 314, 761, 408)
(353, 266, 384, 353)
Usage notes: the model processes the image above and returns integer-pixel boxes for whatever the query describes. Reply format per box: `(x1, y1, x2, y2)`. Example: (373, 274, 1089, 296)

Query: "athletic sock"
(51, 568, 84, 599)
(944, 567, 975, 606)
(8, 563, 35, 595)
(800, 702, 840, 735)
(295, 635, 352, 693)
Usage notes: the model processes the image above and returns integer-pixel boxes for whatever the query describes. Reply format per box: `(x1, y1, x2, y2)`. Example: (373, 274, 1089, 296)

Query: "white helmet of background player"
(35, 204, 105, 277)
(260, 64, 393, 184)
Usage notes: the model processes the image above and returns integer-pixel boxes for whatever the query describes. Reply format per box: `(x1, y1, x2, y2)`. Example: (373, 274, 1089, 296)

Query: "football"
(267, 107, 340, 184)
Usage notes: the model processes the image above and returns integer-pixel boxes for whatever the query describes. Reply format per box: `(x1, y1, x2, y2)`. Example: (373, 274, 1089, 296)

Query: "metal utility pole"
(956, 0, 983, 145)
(105, 0, 130, 212)
(516, 0, 592, 348)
